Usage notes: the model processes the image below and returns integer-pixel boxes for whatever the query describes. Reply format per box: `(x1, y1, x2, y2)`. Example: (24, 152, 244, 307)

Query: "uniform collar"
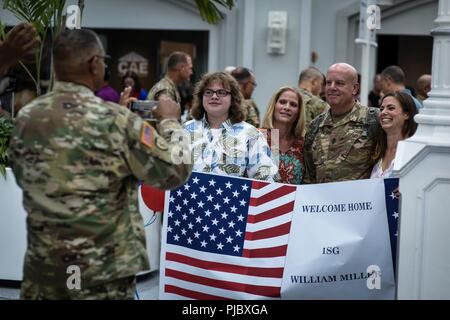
(321, 101, 364, 127)
(299, 88, 313, 102)
(163, 75, 177, 88)
(53, 81, 95, 95)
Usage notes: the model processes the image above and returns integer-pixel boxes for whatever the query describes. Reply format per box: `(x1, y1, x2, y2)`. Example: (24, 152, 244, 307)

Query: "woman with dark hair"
(184, 72, 277, 181)
(261, 86, 306, 185)
(121, 71, 147, 100)
(371, 91, 418, 178)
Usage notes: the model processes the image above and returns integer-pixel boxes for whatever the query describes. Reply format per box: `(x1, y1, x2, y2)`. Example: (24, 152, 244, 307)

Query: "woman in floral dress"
(261, 86, 306, 184)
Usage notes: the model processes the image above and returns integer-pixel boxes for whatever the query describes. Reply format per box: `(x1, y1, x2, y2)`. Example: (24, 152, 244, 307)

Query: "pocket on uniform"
(337, 129, 371, 162)
(311, 133, 328, 166)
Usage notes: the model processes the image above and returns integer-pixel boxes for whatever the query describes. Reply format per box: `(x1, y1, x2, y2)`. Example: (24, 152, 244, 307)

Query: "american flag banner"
(384, 178, 400, 278)
(159, 172, 297, 300)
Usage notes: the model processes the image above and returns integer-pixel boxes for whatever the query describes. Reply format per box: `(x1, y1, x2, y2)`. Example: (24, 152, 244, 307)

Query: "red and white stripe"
(160, 181, 297, 300)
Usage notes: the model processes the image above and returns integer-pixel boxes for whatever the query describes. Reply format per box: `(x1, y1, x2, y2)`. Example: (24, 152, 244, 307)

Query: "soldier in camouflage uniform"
(298, 67, 330, 128)
(8, 29, 192, 300)
(147, 51, 193, 107)
(231, 67, 260, 127)
(303, 63, 381, 184)
(243, 99, 260, 128)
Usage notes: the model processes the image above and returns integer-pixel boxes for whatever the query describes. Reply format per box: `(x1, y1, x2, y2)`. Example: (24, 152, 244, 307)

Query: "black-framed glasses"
(203, 89, 231, 98)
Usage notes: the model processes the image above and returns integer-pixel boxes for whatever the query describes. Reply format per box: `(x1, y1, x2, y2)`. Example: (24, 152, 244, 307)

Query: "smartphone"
(130, 100, 158, 121)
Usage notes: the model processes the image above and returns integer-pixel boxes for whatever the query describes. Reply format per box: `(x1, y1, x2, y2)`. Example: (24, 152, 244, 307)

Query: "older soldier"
(303, 63, 380, 184)
(8, 29, 192, 299)
(416, 74, 431, 103)
(147, 51, 193, 105)
(298, 67, 330, 128)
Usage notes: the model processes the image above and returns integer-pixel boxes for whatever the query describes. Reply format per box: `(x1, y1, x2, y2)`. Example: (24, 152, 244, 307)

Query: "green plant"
(0, 117, 14, 178)
(195, 0, 235, 24)
(2, 0, 67, 95)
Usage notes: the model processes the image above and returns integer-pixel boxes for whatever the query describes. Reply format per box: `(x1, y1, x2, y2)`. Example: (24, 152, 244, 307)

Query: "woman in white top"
(371, 91, 418, 178)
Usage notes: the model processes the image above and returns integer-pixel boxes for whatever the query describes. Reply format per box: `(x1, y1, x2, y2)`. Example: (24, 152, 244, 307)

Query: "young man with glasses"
(183, 72, 277, 181)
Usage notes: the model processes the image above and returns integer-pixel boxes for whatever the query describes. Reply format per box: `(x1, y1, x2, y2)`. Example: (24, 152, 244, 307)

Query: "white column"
(208, 27, 220, 72)
(355, 0, 378, 107)
(395, 0, 450, 300)
(298, 0, 312, 72)
(241, 0, 256, 69)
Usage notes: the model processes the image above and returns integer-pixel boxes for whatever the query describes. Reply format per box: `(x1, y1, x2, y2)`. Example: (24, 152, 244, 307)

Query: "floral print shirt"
(261, 128, 305, 185)
(183, 118, 278, 181)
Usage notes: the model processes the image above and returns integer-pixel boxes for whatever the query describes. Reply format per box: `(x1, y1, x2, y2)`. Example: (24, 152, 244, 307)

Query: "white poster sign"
(281, 178, 396, 299)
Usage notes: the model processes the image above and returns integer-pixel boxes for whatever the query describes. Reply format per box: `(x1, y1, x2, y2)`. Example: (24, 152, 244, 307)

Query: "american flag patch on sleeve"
(140, 121, 155, 148)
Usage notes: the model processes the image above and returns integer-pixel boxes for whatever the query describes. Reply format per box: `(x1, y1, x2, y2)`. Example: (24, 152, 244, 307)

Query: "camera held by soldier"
(130, 100, 158, 121)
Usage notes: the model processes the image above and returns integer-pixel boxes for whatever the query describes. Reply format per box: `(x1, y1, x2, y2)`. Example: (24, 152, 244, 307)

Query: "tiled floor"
(0, 271, 160, 300)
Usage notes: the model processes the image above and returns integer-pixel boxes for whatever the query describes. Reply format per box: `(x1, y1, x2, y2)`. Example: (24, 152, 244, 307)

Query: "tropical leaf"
(0, 117, 14, 179)
(2, 0, 68, 96)
(195, 0, 235, 24)
(3, 0, 65, 36)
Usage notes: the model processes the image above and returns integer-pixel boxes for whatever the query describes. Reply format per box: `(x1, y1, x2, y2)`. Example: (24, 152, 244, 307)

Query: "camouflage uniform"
(8, 81, 192, 299)
(147, 75, 181, 104)
(416, 93, 427, 103)
(299, 88, 329, 129)
(20, 276, 136, 300)
(303, 102, 380, 184)
(244, 99, 260, 128)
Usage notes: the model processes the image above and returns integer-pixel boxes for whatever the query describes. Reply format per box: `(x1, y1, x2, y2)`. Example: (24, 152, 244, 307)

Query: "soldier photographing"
(8, 29, 192, 299)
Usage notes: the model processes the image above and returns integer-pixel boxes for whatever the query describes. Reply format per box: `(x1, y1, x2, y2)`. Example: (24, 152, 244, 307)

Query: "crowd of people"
(1, 25, 429, 299)
(89, 50, 427, 187)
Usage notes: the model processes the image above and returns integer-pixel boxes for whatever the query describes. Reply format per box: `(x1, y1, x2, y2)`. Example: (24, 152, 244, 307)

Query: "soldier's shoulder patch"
(140, 121, 155, 148)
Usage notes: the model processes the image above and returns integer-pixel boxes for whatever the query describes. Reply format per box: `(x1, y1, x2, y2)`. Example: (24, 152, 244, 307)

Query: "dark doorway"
(93, 28, 209, 94)
(377, 35, 433, 91)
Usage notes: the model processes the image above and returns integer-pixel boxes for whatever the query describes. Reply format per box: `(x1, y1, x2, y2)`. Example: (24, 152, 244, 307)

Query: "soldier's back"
(147, 75, 180, 103)
(300, 88, 329, 128)
(8, 81, 191, 298)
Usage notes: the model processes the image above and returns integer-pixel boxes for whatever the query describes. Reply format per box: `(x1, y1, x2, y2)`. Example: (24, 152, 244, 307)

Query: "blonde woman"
(261, 86, 306, 184)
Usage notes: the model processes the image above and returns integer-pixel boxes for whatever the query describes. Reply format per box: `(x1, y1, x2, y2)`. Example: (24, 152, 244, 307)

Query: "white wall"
(250, 0, 307, 118)
(311, 0, 357, 74)
(378, 0, 438, 35)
